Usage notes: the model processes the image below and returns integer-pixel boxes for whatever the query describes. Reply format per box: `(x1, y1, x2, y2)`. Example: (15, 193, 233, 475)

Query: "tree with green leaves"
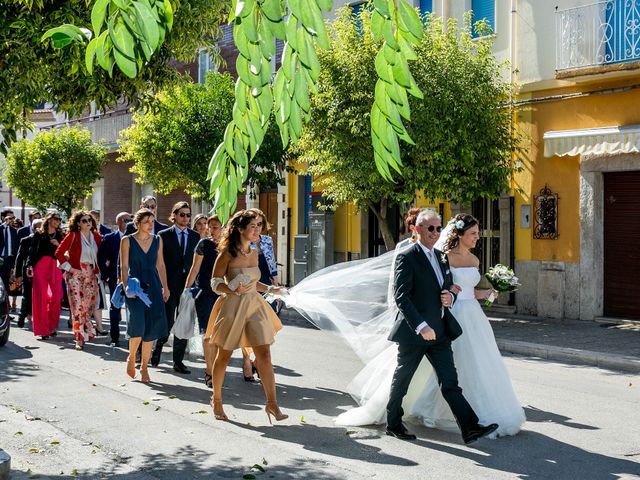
(3, 127, 107, 217)
(0, 0, 225, 154)
(119, 71, 287, 198)
(294, 9, 520, 250)
(41, 0, 434, 221)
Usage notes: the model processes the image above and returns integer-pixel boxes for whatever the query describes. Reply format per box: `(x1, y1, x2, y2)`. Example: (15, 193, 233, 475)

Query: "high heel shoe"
(252, 361, 260, 379)
(126, 356, 136, 379)
(265, 401, 288, 424)
(140, 367, 151, 383)
(210, 398, 228, 421)
(204, 372, 213, 388)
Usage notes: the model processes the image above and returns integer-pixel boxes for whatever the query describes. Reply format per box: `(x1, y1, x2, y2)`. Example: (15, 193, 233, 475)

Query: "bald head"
(115, 212, 132, 232)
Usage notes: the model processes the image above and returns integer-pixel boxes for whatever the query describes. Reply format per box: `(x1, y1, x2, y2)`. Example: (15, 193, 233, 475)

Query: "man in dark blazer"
(98, 212, 131, 347)
(17, 211, 42, 241)
(153, 201, 200, 373)
(386, 209, 497, 444)
(125, 195, 168, 235)
(0, 211, 19, 295)
(91, 210, 112, 236)
(14, 218, 42, 327)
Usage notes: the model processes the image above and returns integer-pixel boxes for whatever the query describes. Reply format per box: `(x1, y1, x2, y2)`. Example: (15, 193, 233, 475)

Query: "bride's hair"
(218, 209, 260, 257)
(443, 214, 480, 252)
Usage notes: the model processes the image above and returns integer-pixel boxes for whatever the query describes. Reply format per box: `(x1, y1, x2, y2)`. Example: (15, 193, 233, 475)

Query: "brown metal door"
(603, 171, 640, 319)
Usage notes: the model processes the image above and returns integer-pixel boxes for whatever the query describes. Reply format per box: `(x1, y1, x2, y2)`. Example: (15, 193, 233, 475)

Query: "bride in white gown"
(284, 213, 525, 437)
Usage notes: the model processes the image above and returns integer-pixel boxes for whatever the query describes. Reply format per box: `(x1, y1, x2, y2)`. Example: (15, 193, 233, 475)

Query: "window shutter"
(471, 0, 495, 37)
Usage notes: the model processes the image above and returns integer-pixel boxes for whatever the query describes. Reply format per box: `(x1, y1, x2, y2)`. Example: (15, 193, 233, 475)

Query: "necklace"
(239, 246, 252, 257)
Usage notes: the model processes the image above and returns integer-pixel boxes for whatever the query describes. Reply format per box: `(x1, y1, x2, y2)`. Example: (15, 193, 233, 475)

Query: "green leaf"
(261, 0, 282, 23)
(373, 0, 390, 18)
(371, 10, 386, 42)
(91, 0, 110, 36)
(41, 24, 86, 46)
(163, 0, 174, 31)
(294, 69, 310, 113)
(85, 37, 98, 74)
(391, 55, 412, 88)
(235, 0, 255, 18)
(316, 0, 332, 12)
(397, 0, 423, 40)
(234, 23, 251, 59)
(133, 0, 160, 51)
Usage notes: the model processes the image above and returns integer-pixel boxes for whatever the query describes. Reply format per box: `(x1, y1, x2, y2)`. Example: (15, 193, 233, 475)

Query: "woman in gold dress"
(206, 210, 287, 423)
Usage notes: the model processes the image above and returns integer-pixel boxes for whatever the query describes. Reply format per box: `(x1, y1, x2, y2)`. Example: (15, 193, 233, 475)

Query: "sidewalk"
(279, 308, 640, 374)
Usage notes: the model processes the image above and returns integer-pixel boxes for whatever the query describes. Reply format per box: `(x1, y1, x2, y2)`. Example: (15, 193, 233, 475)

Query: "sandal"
(204, 372, 213, 388)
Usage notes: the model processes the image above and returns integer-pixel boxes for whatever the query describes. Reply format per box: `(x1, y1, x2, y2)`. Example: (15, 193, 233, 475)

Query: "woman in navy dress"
(120, 208, 170, 383)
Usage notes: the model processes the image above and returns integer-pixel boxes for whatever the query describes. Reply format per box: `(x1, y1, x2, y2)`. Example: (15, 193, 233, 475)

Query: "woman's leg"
(31, 262, 48, 337)
(211, 348, 233, 420)
(140, 340, 153, 383)
(253, 345, 287, 423)
(242, 348, 254, 380)
(48, 264, 63, 335)
(127, 337, 142, 378)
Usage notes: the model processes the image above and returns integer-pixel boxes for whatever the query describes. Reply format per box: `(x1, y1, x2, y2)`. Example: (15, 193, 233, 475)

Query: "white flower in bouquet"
(484, 264, 521, 306)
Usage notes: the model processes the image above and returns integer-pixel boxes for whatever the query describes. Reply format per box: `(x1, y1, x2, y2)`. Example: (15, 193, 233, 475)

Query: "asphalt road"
(1, 322, 639, 479)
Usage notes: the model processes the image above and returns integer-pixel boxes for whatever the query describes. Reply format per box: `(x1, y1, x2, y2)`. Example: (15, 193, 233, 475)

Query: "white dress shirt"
(414, 241, 453, 335)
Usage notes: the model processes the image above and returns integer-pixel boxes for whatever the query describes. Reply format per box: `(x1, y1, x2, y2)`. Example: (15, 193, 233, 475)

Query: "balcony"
(41, 109, 132, 151)
(556, 0, 640, 75)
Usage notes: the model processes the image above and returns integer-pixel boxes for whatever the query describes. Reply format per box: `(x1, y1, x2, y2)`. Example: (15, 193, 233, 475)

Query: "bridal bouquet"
(484, 264, 520, 306)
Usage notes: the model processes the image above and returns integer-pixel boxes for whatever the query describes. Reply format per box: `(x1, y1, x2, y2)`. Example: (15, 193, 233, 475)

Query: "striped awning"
(543, 125, 640, 157)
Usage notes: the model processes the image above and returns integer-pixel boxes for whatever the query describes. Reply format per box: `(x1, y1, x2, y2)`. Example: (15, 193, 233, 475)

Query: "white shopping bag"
(171, 290, 197, 339)
(186, 334, 204, 357)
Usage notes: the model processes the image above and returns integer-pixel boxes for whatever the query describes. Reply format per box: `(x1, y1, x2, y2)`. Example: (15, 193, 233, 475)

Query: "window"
(420, 0, 432, 15)
(350, 1, 371, 35)
(471, 0, 495, 38)
(198, 48, 216, 83)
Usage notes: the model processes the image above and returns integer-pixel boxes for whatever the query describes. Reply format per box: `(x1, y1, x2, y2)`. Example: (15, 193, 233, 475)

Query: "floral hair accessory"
(454, 219, 465, 230)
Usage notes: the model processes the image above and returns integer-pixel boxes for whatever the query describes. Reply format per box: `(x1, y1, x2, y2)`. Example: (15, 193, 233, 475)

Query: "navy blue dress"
(125, 235, 168, 341)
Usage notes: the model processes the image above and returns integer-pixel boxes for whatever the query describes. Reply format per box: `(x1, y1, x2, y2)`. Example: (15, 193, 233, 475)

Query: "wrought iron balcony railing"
(556, 0, 640, 71)
(40, 109, 132, 150)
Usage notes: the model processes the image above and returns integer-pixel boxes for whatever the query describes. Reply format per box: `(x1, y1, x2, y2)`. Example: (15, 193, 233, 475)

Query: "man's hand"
(419, 325, 436, 341)
(440, 290, 453, 308)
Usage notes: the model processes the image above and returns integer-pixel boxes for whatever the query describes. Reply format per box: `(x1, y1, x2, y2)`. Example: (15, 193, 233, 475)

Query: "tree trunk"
(366, 198, 396, 252)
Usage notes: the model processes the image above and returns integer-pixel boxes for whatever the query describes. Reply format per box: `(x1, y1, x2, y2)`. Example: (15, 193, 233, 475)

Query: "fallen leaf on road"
(252, 464, 265, 472)
(191, 410, 207, 414)
(155, 406, 161, 411)
(29, 448, 39, 453)
(242, 475, 256, 480)
(299, 416, 305, 423)
(25, 414, 40, 421)
(71, 469, 79, 476)
(15, 431, 23, 435)
(50, 440, 60, 445)
(168, 395, 177, 399)
(143, 401, 150, 405)
(262, 458, 268, 465)
(151, 397, 163, 401)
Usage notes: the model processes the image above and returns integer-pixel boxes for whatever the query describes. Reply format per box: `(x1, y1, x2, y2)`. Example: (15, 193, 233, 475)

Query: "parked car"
(0, 278, 11, 346)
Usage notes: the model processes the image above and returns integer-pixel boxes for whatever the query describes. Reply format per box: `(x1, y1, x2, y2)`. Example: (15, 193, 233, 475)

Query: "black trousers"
(19, 276, 33, 318)
(154, 290, 187, 364)
(386, 340, 479, 436)
(0, 256, 15, 292)
(106, 278, 122, 343)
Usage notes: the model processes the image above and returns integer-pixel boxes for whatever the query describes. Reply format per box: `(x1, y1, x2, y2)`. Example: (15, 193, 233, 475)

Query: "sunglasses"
(51, 217, 61, 221)
(419, 224, 443, 233)
(80, 218, 93, 224)
(143, 204, 157, 209)
(177, 212, 191, 218)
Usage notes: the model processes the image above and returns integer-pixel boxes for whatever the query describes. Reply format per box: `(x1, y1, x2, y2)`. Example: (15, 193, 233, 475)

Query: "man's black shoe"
(385, 425, 417, 441)
(173, 363, 191, 374)
(150, 350, 161, 367)
(17, 317, 25, 328)
(463, 423, 499, 445)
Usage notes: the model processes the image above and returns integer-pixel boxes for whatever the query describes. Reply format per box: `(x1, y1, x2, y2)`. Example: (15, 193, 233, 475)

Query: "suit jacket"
(124, 220, 168, 236)
(0, 224, 19, 256)
(388, 242, 462, 346)
(14, 234, 33, 278)
(98, 224, 111, 236)
(98, 231, 123, 283)
(158, 226, 199, 296)
(17, 225, 34, 241)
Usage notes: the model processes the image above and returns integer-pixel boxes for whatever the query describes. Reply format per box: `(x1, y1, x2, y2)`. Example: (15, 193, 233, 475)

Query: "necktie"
(180, 230, 186, 255)
(3, 228, 8, 256)
(427, 250, 444, 287)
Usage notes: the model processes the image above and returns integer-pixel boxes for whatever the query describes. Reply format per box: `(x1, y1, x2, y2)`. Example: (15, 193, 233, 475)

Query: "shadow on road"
(523, 405, 599, 430)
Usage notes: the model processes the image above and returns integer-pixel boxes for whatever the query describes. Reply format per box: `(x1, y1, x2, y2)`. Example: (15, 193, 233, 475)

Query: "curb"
(496, 339, 640, 373)
(280, 308, 640, 373)
(0, 449, 10, 480)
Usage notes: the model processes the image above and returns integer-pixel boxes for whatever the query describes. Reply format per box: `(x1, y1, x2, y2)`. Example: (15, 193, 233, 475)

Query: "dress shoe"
(463, 423, 499, 445)
(173, 363, 191, 374)
(385, 425, 417, 441)
(17, 317, 25, 328)
(95, 328, 107, 336)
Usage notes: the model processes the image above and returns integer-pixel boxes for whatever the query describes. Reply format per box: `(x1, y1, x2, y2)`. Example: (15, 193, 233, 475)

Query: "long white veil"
(284, 250, 398, 365)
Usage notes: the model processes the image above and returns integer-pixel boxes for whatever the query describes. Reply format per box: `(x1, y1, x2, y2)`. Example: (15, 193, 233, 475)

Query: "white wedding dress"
(285, 252, 525, 438)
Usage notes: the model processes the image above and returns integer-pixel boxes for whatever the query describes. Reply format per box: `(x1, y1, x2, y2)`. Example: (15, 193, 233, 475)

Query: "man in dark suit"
(386, 209, 498, 444)
(0, 210, 19, 296)
(153, 201, 199, 373)
(91, 210, 112, 236)
(14, 218, 42, 327)
(125, 196, 168, 235)
(98, 212, 131, 347)
(17, 211, 42, 241)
